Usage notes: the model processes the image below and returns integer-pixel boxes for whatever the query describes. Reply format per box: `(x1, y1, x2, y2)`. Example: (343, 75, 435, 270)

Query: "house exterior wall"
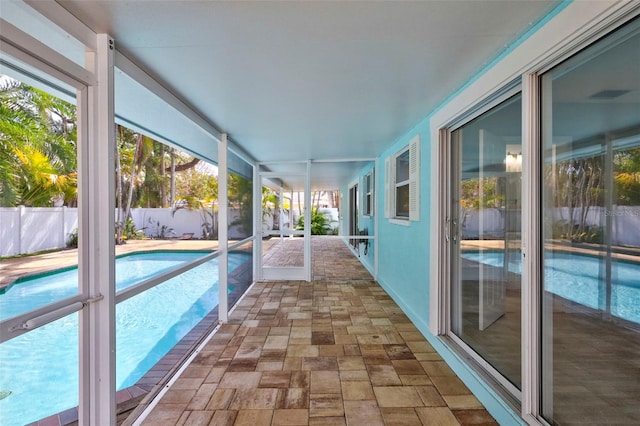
(350, 1, 637, 424)
(341, 165, 377, 275)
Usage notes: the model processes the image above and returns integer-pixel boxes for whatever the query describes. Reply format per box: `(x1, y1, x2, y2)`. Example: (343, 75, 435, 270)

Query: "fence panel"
(3, 206, 293, 256)
(0, 208, 20, 257)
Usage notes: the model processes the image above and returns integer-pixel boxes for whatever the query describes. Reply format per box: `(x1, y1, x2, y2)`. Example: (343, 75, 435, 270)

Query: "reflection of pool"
(462, 251, 640, 324)
(0, 251, 248, 426)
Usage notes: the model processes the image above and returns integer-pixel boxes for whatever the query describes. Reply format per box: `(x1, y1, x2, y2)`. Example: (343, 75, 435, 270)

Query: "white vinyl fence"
(0, 207, 249, 257)
(461, 206, 640, 247)
(0, 206, 78, 257)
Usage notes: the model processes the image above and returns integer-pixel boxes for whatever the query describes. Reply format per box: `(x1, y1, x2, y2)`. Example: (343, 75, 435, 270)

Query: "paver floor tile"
(233, 409, 273, 426)
(309, 394, 344, 417)
(380, 407, 423, 426)
(343, 400, 384, 425)
(341, 380, 375, 400)
(373, 386, 424, 408)
(272, 408, 309, 425)
(133, 270, 496, 426)
(415, 407, 460, 425)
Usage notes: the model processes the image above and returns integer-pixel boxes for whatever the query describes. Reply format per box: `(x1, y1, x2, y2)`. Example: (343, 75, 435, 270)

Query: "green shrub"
(123, 218, 146, 240)
(295, 208, 335, 235)
(66, 228, 78, 248)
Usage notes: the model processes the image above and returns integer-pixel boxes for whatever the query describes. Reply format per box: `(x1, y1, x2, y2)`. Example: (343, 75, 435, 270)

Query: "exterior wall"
(377, 118, 432, 330)
(367, 1, 639, 424)
(342, 163, 377, 275)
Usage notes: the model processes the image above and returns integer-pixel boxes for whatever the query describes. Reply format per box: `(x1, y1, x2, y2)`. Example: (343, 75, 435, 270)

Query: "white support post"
(304, 161, 311, 282)
(253, 163, 260, 282)
(374, 158, 379, 279)
(279, 186, 284, 240)
(78, 33, 116, 425)
(218, 134, 228, 323)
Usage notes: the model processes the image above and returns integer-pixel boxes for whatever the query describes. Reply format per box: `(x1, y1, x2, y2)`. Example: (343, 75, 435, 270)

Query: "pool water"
(462, 251, 640, 323)
(0, 251, 248, 426)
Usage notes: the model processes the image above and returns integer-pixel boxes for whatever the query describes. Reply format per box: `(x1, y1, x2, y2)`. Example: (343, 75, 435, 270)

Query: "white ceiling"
(49, 0, 560, 189)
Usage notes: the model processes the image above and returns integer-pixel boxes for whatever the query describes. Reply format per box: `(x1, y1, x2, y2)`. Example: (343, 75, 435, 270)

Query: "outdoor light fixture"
(505, 144, 522, 172)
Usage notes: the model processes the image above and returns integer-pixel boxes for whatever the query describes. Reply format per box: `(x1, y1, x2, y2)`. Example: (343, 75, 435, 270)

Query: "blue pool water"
(0, 251, 248, 426)
(462, 251, 640, 323)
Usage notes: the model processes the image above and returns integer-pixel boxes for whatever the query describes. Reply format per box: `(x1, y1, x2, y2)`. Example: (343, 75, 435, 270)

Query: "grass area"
(0, 247, 69, 261)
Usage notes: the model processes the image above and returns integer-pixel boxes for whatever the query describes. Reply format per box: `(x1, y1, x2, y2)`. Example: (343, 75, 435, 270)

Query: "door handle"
(445, 216, 450, 243)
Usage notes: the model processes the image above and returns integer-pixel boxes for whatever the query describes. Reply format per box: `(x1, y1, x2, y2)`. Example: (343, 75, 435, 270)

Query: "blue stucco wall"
(344, 2, 574, 424)
(372, 116, 526, 426)
(376, 117, 431, 323)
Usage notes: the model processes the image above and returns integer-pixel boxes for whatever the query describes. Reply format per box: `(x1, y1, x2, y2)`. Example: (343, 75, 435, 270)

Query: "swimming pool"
(0, 251, 248, 426)
(462, 251, 640, 324)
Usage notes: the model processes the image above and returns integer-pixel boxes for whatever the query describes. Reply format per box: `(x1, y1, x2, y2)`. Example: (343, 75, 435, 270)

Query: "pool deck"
(11, 237, 640, 425)
(12, 238, 498, 426)
(0, 239, 220, 288)
(461, 239, 640, 262)
(130, 279, 497, 426)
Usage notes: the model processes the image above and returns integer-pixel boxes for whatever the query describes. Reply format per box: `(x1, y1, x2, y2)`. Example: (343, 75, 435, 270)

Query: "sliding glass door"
(540, 17, 640, 425)
(450, 93, 523, 390)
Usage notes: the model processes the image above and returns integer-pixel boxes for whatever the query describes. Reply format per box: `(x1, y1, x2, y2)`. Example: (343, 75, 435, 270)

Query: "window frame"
(394, 147, 410, 219)
(444, 86, 524, 403)
(385, 135, 420, 223)
(363, 170, 374, 217)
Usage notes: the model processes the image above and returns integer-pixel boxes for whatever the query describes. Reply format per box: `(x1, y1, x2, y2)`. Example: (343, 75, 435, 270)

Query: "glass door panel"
(450, 94, 522, 389)
(540, 17, 640, 424)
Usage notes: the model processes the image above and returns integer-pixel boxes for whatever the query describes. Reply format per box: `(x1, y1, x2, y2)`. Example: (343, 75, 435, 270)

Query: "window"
(385, 135, 420, 221)
(363, 170, 374, 216)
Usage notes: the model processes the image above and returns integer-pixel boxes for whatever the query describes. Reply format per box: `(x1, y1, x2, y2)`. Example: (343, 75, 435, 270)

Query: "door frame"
(256, 162, 311, 281)
(348, 182, 359, 251)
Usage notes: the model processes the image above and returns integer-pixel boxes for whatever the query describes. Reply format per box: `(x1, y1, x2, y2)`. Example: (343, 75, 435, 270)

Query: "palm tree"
(0, 77, 77, 207)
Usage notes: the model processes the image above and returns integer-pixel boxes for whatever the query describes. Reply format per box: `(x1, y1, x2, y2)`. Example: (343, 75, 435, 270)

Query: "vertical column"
(78, 33, 116, 425)
(304, 161, 311, 282)
(279, 186, 284, 239)
(253, 163, 260, 282)
(218, 134, 228, 322)
(521, 72, 542, 421)
(374, 159, 379, 279)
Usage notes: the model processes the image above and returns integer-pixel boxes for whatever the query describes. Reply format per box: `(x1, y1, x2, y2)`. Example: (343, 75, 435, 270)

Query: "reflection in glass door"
(540, 17, 640, 425)
(450, 94, 522, 390)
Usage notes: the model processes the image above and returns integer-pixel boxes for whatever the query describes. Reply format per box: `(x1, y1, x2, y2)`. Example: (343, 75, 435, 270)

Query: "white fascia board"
(24, 0, 97, 51)
(0, 19, 95, 88)
(115, 51, 223, 141)
(115, 51, 256, 166)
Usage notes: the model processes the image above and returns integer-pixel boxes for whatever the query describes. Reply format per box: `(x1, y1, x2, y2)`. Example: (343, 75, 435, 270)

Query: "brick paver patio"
(135, 278, 497, 425)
